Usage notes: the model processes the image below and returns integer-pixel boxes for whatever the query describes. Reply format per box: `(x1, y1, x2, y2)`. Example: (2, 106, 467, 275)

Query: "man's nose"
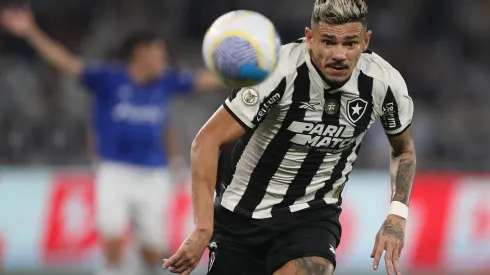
(331, 45, 347, 61)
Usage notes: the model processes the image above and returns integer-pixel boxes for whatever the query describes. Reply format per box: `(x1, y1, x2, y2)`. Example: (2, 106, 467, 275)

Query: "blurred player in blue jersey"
(1, 6, 223, 275)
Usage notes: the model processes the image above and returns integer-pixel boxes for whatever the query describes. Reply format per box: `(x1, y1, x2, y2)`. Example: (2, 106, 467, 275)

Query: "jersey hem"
(97, 158, 168, 168)
(220, 199, 341, 220)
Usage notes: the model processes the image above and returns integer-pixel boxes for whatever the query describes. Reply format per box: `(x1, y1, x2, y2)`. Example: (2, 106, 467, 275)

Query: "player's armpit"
(194, 105, 247, 146)
(387, 125, 416, 205)
(274, 257, 334, 275)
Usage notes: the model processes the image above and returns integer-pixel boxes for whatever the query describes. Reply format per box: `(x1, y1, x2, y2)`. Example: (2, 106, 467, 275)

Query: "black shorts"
(206, 203, 342, 275)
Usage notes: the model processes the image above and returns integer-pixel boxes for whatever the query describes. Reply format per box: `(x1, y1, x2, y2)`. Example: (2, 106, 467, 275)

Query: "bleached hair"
(311, 0, 368, 27)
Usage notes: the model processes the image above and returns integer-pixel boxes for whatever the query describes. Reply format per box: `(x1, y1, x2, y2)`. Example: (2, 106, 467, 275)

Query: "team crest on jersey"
(346, 98, 368, 124)
(242, 88, 259, 106)
(324, 99, 340, 115)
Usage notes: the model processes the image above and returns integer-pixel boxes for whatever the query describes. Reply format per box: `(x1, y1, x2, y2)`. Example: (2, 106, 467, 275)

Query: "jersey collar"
(306, 48, 331, 90)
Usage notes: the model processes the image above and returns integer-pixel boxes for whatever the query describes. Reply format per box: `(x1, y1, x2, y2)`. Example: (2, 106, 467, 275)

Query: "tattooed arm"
(388, 125, 417, 206)
(370, 125, 416, 275)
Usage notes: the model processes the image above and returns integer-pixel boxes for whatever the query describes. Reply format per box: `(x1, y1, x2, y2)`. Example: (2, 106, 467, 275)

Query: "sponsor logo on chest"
(112, 103, 164, 124)
(287, 121, 356, 153)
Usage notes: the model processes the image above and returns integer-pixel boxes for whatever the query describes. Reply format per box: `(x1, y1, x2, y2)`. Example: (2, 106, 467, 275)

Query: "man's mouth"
(327, 65, 348, 73)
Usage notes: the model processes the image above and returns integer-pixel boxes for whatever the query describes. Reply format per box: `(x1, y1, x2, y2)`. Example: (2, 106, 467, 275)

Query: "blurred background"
(0, 0, 489, 274)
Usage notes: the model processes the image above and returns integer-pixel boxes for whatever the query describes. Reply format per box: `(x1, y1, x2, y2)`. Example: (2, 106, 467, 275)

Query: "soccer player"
(163, 0, 416, 275)
(1, 6, 223, 275)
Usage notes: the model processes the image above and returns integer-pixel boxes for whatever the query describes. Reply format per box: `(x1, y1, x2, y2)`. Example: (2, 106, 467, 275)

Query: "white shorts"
(95, 161, 173, 252)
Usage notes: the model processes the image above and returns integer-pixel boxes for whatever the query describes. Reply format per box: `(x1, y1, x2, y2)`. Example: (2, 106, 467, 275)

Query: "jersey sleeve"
(223, 74, 287, 130)
(80, 61, 120, 92)
(379, 69, 414, 136)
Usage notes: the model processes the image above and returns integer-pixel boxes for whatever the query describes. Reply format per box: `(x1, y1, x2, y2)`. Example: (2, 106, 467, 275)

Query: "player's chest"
(105, 84, 170, 124)
(274, 88, 375, 152)
(108, 83, 172, 104)
(280, 87, 374, 125)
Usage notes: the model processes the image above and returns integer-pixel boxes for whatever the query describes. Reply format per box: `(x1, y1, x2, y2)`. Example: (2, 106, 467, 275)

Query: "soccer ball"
(202, 10, 281, 88)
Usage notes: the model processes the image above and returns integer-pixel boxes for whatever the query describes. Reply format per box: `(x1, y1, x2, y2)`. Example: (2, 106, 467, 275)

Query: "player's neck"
(309, 54, 347, 90)
(128, 63, 157, 85)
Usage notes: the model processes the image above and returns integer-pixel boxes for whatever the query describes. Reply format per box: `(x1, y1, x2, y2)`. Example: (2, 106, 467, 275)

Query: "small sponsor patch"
(242, 88, 259, 106)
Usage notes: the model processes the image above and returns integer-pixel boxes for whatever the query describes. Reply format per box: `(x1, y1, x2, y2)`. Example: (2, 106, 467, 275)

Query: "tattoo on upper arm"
(291, 257, 334, 275)
(389, 128, 416, 205)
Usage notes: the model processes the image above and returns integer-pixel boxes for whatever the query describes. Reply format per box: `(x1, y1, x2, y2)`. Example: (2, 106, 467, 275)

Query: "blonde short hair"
(311, 0, 368, 26)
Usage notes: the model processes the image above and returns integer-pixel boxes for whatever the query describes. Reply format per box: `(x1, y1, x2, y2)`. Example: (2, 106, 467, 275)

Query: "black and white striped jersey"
(219, 38, 414, 219)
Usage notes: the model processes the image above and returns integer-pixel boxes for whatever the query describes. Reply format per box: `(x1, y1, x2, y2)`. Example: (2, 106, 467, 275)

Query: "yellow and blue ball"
(202, 10, 281, 88)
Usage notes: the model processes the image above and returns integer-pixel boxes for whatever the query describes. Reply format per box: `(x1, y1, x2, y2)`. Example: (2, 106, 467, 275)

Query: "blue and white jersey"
(81, 62, 195, 167)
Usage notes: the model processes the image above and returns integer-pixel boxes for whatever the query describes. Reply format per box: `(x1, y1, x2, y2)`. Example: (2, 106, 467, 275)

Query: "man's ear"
(305, 27, 314, 50)
(363, 29, 372, 52)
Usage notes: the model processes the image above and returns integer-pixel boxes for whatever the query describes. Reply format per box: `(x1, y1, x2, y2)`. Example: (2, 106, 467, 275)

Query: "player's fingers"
(162, 259, 170, 269)
(398, 242, 405, 258)
(169, 262, 190, 274)
(393, 253, 402, 275)
(372, 242, 385, 270)
(395, 243, 404, 275)
(163, 259, 175, 270)
(171, 256, 189, 270)
(171, 255, 199, 274)
(384, 243, 395, 275)
(162, 250, 183, 269)
(370, 236, 379, 258)
(171, 261, 195, 275)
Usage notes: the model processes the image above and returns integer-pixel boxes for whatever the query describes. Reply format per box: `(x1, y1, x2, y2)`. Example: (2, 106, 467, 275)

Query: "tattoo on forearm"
(390, 133, 416, 205)
(184, 238, 193, 245)
(391, 155, 416, 204)
(292, 257, 333, 275)
(381, 219, 405, 241)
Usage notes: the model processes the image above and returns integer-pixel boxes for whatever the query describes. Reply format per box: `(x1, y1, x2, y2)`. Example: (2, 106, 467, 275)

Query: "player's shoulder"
(162, 67, 193, 80)
(84, 59, 126, 75)
(275, 38, 308, 75)
(356, 51, 407, 94)
(249, 38, 307, 93)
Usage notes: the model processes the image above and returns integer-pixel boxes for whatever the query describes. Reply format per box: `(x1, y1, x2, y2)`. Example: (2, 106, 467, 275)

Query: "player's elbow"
(190, 136, 203, 156)
(65, 57, 83, 77)
(191, 131, 219, 158)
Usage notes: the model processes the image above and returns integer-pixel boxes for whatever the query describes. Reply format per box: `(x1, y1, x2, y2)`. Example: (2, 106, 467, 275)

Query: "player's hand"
(0, 6, 37, 37)
(163, 228, 212, 274)
(370, 214, 405, 275)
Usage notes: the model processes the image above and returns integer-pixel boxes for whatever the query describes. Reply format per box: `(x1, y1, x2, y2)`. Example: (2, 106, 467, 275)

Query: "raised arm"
(1, 7, 83, 77)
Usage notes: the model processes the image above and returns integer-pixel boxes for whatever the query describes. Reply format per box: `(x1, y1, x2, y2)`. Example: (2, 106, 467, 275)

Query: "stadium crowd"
(0, 0, 488, 170)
